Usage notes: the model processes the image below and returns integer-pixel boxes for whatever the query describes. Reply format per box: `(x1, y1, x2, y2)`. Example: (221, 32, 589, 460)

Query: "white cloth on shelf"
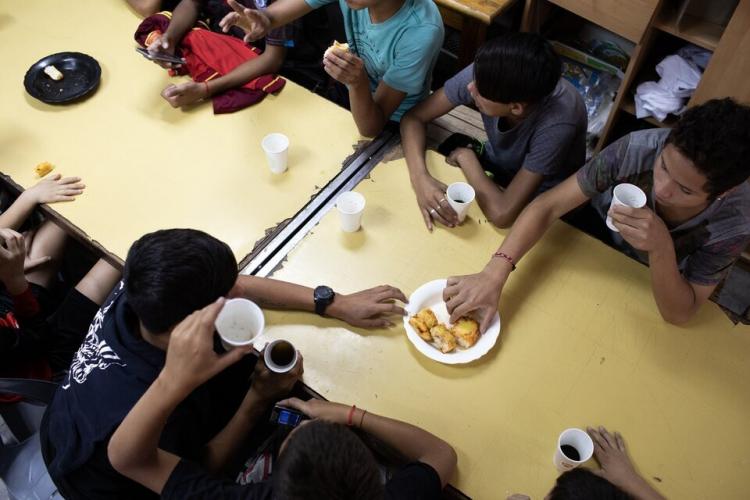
(634, 50, 706, 122)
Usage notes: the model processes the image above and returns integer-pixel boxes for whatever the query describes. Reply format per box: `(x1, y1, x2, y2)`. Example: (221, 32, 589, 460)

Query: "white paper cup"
(446, 182, 476, 223)
(606, 183, 647, 232)
(336, 191, 365, 232)
(264, 339, 299, 374)
(553, 428, 594, 472)
(261, 133, 289, 174)
(215, 298, 264, 350)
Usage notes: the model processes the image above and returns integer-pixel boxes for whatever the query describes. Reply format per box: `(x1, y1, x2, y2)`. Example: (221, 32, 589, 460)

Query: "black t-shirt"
(44, 283, 253, 499)
(162, 460, 443, 499)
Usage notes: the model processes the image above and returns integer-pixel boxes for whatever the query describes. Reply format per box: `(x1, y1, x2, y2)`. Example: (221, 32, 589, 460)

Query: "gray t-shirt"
(576, 128, 750, 285)
(443, 64, 588, 192)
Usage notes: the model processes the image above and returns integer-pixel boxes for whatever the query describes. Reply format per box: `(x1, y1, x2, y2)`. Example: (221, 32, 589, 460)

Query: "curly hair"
(667, 98, 750, 197)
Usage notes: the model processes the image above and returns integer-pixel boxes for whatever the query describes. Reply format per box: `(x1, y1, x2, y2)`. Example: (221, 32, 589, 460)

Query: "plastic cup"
(446, 182, 476, 223)
(606, 183, 647, 232)
(264, 339, 299, 374)
(261, 133, 289, 174)
(336, 191, 365, 232)
(553, 428, 594, 472)
(215, 298, 264, 350)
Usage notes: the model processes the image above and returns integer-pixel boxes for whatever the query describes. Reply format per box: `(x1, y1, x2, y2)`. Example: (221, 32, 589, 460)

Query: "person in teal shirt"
(219, 0, 444, 137)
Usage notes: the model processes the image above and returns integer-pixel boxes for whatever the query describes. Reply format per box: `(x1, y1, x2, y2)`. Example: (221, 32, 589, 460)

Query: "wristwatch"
(313, 286, 336, 316)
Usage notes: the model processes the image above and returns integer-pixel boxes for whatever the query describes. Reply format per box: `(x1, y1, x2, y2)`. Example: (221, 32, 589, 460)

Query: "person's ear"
(509, 102, 526, 116)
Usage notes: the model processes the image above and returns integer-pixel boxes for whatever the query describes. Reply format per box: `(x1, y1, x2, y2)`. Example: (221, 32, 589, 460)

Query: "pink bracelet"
(492, 251, 517, 271)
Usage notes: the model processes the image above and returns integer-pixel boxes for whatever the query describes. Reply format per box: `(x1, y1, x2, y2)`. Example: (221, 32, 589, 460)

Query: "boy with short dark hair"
(401, 33, 587, 230)
(44, 228, 407, 499)
(219, 0, 444, 137)
(444, 98, 750, 330)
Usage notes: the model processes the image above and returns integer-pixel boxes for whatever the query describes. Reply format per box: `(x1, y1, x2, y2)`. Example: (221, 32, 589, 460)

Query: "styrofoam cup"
(446, 182, 476, 223)
(606, 183, 647, 232)
(263, 339, 299, 374)
(553, 428, 594, 472)
(336, 191, 365, 232)
(215, 298, 264, 350)
(261, 133, 289, 174)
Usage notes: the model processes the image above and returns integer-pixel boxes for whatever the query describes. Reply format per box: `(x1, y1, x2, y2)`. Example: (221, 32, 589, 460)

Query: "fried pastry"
(324, 40, 350, 58)
(430, 325, 456, 353)
(408, 316, 432, 341)
(415, 308, 437, 330)
(35, 161, 54, 177)
(452, 317, 480, 348)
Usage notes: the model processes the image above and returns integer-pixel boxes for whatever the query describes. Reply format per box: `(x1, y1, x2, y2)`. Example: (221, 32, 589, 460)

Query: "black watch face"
(314, 286, 334, 302)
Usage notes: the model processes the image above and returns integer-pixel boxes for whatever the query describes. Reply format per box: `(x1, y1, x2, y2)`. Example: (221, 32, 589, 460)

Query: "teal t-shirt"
(305, 0, 444, 121)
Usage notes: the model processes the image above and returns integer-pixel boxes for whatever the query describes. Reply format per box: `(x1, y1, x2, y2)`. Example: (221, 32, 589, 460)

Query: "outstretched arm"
(443, 174, 589, 331)
(280, 397, 457, 487)
(234, 276, 407, 328)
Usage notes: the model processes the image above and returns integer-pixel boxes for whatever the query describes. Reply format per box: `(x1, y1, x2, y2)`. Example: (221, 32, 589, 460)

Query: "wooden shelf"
(654, 10, 724, 51)
(620, 96, 676, 128)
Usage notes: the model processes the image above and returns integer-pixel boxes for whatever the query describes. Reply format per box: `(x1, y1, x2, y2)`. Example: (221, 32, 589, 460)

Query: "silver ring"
(429, 208, 437, 215)
(439, 197, 447, 205)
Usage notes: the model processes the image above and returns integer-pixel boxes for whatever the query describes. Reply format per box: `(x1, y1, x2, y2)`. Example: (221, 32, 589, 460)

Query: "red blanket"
(135, 12, 285, 114)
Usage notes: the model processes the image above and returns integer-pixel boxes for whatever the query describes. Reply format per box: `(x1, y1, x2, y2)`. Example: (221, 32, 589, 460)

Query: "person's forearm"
(648, 243, 699, 325)
(492, 196, 559, 265)
(108, 374, 187, 478)
(0, 190, 38, 231)
(206, 48, 285, 95)
(201, 390, 270, 474)
(2, 274, 29, 296)
(400, 114, 431, 183)
(265, 0, 313, 29)
(163, 0, 201, 44)
(349, 81, 387, 138)
(235, 276, 315, 312)
(358, 409, 456, 486)
(458, 155, 516, 226)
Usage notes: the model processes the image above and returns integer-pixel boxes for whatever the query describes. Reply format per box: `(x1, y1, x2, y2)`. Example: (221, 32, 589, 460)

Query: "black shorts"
(45, 289, 99, 377)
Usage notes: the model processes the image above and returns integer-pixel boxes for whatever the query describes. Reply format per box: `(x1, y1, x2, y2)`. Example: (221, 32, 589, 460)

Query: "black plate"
(24, 52, 101, 104)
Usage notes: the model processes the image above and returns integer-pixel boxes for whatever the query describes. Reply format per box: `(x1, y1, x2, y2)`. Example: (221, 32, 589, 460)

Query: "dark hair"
(667, 98, 750, 197)
(473, 32, 561, 104)
(123, 228, 237, 333)
(547, 468, 630, 500)
(274, 420, 383, 500)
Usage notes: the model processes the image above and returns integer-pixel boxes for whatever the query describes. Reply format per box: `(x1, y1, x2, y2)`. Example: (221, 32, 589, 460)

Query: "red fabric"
(135, 13, 285, 114)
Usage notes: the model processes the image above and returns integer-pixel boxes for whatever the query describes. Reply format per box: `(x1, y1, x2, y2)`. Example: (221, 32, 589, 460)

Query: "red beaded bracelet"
(493, 251, 517, 271)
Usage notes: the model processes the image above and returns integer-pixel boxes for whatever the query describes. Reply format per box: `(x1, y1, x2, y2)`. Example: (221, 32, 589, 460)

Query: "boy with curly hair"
(443, 98, 750, 330)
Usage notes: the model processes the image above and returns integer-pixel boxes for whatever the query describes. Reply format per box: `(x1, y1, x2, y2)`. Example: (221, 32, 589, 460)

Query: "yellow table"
(261, 152, 750, 499)
(0, 0, 360, 264)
